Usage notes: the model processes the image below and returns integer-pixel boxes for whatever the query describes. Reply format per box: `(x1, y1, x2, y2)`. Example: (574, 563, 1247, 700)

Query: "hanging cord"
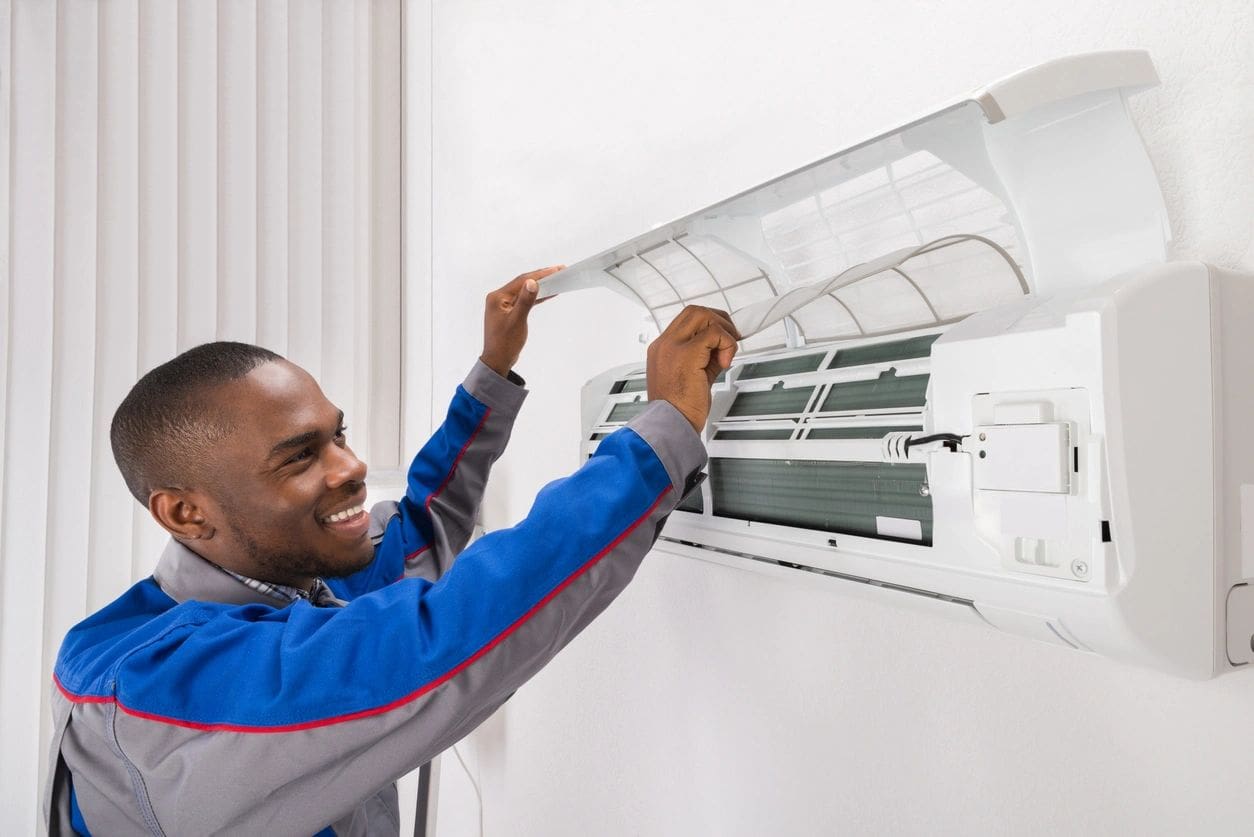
(451, 743, 485, 837)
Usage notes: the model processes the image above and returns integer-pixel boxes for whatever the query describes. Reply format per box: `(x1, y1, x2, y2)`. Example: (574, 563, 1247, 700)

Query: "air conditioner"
(546, 51, 1254, 679)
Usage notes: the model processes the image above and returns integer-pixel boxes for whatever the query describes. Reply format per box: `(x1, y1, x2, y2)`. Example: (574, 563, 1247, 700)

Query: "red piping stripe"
(402, 407, 492, 565)
(424, 407, 491, 515)
(54, 676, 111, 703)
(55, 483, 673, 734)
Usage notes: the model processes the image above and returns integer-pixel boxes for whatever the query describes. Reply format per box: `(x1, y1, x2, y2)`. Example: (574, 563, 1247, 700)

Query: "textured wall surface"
(429, 1, 1254, 834)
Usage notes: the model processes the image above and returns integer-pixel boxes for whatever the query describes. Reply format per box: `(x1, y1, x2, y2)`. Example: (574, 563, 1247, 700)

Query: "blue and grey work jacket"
(43, 362, 706, 836)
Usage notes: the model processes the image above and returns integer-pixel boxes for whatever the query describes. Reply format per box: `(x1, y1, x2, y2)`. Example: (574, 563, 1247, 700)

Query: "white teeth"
(323, 504, 364, 524)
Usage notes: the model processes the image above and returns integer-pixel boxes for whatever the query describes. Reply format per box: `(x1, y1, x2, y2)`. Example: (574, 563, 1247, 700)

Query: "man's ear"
(149, 488, 217, 541)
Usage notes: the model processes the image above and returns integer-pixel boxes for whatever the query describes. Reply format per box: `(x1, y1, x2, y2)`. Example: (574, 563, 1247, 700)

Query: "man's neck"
(177, 539, 318, 597)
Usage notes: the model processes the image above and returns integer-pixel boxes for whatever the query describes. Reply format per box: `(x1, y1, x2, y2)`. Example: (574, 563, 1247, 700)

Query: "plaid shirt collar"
(211, 564, 342, 608)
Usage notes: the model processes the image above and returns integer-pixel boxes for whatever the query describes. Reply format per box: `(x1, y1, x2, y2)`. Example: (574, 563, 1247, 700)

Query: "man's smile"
(318, 488, 370, 537)
(319, 506, 370, 539)
(320, 503, 365, 525)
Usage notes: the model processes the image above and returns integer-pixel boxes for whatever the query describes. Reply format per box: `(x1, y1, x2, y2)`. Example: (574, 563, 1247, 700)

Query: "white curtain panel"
(0, 0, 403, 827)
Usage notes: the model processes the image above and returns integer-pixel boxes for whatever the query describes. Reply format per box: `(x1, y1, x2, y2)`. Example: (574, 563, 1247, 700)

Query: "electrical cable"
(903, 432, 966, 454)
(452, 743, 484, 837)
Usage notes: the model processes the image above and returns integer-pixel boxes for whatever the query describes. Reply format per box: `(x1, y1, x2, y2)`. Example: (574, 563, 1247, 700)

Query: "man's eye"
(286, 448, 314, 465)
(335, 425, 348, 441)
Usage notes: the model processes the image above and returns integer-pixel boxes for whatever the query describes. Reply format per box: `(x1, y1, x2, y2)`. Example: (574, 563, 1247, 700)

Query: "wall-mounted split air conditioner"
(544, 51, 1254, 679)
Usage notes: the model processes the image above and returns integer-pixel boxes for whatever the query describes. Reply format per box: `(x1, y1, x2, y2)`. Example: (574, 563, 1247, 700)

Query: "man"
(43, 268, 740, 836)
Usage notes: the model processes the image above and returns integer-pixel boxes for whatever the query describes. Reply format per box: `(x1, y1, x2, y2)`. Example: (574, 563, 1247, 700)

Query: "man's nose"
(326, 443, 368, 488)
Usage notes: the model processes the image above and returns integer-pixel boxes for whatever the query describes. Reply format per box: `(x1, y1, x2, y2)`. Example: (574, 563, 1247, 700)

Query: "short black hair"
(111, 341, 283, 504)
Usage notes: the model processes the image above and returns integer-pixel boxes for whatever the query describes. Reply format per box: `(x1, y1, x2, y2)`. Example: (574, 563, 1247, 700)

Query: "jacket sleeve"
(62, 401, 704, 837)
(329, 360, 528, 600)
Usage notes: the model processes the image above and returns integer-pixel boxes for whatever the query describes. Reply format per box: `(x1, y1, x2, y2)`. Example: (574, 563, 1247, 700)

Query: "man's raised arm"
(335, 268, 560, 597)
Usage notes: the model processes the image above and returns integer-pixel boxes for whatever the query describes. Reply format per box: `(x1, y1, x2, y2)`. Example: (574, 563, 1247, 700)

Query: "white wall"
(428, 1, 1254, 834)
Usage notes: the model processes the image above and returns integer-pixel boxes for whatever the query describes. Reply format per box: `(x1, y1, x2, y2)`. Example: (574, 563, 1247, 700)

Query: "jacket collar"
(153, 538, 290, 608)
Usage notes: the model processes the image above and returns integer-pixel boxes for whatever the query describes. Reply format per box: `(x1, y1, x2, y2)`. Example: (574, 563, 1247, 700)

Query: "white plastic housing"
(582, 264, 1254, 679)
(564, 51, 1254, 678)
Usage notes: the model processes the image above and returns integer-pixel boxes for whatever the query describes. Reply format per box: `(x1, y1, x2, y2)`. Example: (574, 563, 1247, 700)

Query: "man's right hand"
(646, 306, 741, 433)
(479, 266, 564, 378)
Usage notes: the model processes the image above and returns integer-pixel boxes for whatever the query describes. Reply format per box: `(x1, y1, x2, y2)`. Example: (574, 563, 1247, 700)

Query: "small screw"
(919, 484, 931, 497)
(979, 432, 987, 441)
(978, 450, 987, 459)
(1071, 559, 1089, 578)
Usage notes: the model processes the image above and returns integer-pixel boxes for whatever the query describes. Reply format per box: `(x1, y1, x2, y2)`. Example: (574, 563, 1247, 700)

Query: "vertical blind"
(0, 0, 403, 828)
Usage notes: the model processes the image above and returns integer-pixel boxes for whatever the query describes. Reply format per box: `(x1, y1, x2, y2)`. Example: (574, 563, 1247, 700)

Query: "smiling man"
(42, 268, 740, 836)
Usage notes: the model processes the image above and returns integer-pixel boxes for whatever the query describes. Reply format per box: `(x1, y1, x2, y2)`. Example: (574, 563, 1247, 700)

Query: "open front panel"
(730, 235, 1028, 342)
(544, 52, 1168, 351)
(547, 101, 1033, 351)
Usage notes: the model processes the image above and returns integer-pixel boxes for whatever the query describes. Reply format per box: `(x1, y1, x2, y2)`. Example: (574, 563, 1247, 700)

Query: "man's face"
(196, 360, 373, 584)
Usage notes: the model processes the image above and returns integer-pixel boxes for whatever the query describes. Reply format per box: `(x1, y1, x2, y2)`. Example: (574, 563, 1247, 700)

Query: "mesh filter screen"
(611, 378, 648, 394)
(710, 458, 932, 544)
(714, 429, 795, 441)
(726, 386, 815, 417)
(820, 371, 928, 412)
(739, 353, 826, 380)
(607, 401, 649, 422)
(676, 486, 704, 513)
(806, 425, 921, 439)
(829, 334, 939, 369)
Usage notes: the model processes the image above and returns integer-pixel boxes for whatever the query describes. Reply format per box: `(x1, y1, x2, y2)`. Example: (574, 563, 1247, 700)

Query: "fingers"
(681, 305, 738, 337)
(650, 305, 740, 389)
(493, 265, 564, 300)
(697, 321, 739, 371)
(667, 305, 740, 369)
(645, 305, 741, 434)
(676, 318, 739, 387)
(697, 321, 738, 353)
(488, 265, 564, 318)
(519, 265, 564, 283)
(666, 305, 742, 343)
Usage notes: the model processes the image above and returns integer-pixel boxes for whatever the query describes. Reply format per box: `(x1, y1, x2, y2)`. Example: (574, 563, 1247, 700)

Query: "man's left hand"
(480, 266, 562, 378)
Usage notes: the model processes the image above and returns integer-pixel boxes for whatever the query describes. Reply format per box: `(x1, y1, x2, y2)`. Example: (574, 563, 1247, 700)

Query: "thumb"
(515, 277, 541, 314)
